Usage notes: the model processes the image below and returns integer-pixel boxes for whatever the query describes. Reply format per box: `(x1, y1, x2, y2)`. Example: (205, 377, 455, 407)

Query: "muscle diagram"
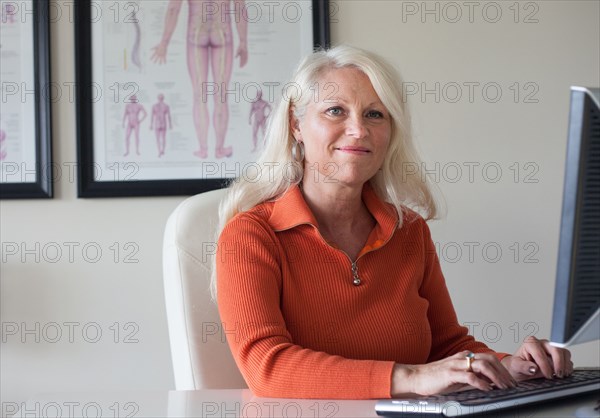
(122, 95, 147, 157)
(131, 10, 142, 71)
(152, 0, 248, 159)
(248, 88, 271, 152)
(150, 94, 172, 157)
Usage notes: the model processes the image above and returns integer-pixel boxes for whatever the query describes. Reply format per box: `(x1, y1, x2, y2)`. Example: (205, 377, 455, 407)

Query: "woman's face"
(292, 67, 392, 188)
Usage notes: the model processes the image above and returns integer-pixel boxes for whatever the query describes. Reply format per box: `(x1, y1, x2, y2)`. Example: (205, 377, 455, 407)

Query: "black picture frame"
(0, 0, 53, 199)
(74, 0, 330, 198)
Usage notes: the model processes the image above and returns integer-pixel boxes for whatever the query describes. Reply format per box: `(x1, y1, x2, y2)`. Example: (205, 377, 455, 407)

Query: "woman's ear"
(289, 107, 302, 141)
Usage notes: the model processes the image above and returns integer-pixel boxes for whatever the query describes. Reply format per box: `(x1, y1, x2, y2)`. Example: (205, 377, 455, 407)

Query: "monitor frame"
(550, 86, 600, 348)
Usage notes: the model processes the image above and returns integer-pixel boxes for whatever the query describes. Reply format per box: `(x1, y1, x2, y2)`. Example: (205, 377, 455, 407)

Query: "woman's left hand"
(501, 336, 574, 381)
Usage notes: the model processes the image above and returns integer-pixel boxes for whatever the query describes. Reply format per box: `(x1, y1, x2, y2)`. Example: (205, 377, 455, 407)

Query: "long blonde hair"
(211, 45, 439, 297)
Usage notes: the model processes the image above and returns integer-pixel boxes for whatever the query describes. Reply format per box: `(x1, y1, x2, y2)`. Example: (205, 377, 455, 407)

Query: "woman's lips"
(336, 146, 371, 154)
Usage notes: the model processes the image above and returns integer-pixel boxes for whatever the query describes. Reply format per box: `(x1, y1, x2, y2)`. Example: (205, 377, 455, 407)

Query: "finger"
(470, 355, 516, 389)
(459, 370, 493, 392)
(475, 354, 512, 384)
(523, 336, 554, 378)
(567, 360, 574, 375)
(453, 353, 502, 388)
(541, 341, 570, 378)
(540, 340, 562, 377)
(556, 350, 567, 378)
(488, 356, 517, 386)
(508, 357, 542, 380)
(565, 348, 574, 375)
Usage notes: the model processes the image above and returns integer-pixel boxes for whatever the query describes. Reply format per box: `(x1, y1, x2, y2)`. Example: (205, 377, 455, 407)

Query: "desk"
(11, 390, 600, 417)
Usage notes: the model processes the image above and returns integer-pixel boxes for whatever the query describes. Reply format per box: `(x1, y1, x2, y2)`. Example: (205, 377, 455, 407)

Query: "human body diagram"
(152, 0, 248, 159)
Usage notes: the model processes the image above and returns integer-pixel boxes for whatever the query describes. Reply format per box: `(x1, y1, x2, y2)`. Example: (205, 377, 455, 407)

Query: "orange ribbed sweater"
(216, 183, 504, 399)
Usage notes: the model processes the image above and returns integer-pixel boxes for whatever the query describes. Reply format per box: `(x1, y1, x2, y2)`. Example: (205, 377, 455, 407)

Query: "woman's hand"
(391, 351, 517, 397)
(501, 336, 573, 381)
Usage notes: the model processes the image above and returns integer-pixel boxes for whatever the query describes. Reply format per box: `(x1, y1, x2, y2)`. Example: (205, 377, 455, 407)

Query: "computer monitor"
(551, 86, 600, 348)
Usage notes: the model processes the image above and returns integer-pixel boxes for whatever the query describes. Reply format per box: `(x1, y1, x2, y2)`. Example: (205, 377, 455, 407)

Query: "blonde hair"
(211, 45, 439, 298)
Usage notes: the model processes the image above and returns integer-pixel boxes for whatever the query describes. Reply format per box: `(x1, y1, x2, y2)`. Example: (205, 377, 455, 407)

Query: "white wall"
(1, 0, 599, 412)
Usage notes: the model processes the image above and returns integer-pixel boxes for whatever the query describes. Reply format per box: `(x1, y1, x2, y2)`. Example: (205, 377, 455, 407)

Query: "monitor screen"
(551, 86, 600, 347)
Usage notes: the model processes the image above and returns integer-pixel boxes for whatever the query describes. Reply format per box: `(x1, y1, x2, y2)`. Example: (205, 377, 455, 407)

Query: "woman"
(213, 45, 572, 399)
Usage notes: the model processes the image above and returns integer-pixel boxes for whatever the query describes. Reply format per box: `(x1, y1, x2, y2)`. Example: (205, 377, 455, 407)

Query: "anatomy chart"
(0, 0, 36, 184)
(91, 0, 314, 181)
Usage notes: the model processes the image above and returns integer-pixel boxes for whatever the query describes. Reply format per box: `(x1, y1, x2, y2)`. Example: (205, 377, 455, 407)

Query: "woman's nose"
(346, 115, 368, 139)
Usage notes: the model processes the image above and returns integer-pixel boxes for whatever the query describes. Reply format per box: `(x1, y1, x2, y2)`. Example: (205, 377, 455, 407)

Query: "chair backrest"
(162, 188, 247, 390)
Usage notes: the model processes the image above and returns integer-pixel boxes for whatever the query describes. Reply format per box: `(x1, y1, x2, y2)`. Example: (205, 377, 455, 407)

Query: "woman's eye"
(366, 110, 384, 118)
(326, 107, 343, 116)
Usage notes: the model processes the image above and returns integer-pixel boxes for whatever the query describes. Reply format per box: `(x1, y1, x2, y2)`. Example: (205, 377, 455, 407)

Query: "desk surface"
(11, 389, 600, 417)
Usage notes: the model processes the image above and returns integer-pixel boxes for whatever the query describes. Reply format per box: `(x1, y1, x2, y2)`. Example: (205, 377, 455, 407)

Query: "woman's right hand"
(391, 351, 518, 397)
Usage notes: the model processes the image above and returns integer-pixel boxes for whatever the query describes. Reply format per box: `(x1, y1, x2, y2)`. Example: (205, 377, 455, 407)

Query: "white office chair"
(163, 188, 247, 390)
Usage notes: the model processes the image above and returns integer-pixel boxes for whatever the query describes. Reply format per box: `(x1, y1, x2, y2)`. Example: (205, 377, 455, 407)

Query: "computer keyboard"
(375, 368, 600, 416)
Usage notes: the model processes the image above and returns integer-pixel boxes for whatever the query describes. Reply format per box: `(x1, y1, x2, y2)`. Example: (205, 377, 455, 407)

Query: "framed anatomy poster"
(74, 0, 331, 197)
(0, 0, 53, 199)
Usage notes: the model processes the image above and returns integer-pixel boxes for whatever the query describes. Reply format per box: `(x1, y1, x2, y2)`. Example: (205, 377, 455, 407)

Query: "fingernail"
(557, 370, 564, 378)
(529, 366, 537, 375)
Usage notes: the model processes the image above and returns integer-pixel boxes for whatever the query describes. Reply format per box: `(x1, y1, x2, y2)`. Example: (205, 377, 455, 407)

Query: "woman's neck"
(300, 179, 372, 237)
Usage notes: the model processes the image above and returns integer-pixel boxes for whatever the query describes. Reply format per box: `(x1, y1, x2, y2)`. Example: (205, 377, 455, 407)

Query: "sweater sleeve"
(216, 215, 395, 399)
(417, 218, 509, 362)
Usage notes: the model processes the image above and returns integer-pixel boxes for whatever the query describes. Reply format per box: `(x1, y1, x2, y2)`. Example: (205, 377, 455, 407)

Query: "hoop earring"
(291, 140, 305, 163)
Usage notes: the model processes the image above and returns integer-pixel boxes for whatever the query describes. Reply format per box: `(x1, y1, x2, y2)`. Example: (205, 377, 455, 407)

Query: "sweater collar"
(268, 182, 398, 241)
